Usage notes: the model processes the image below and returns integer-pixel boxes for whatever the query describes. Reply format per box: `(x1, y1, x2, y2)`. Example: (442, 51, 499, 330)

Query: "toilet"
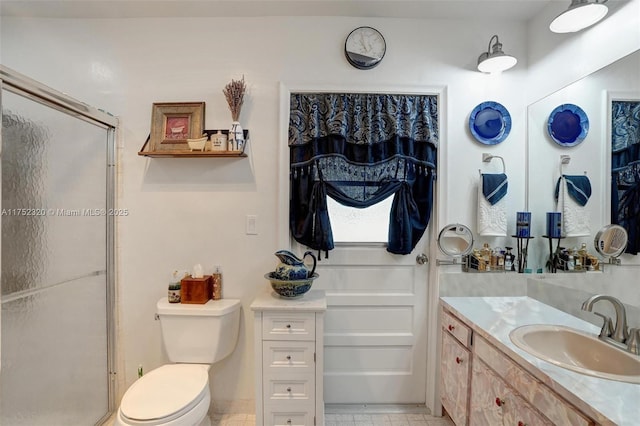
(115, 297, 241, 426)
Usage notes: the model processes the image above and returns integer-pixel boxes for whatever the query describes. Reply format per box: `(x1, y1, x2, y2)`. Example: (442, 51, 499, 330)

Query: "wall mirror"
(526, 49, 640, 270)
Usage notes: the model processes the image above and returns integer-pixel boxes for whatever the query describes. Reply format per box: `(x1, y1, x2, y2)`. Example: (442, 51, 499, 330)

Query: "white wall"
(0, 15, 529, 406)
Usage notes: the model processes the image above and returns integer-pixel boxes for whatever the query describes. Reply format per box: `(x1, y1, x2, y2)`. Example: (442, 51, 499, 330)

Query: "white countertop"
(250, 289, 327, 312)
(440, 296, 640, 426)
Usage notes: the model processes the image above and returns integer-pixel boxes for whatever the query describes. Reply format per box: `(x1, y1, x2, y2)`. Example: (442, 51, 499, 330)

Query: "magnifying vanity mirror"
(526, 49, 640, 269)
(594, 224, 628, 265)
(437, 223, 474, 265)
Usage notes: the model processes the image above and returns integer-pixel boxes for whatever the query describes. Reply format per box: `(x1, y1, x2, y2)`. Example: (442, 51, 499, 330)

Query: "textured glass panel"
(2, 90, 107, 297)
(1, 88, 111, 425)
(1, 275, 108, 425)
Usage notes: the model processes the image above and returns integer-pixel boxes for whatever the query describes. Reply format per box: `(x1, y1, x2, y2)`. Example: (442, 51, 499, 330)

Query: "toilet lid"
(120, 364, 209, 422)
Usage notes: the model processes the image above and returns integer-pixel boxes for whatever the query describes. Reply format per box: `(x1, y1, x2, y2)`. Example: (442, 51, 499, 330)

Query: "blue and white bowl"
(264, 272, 319, 298)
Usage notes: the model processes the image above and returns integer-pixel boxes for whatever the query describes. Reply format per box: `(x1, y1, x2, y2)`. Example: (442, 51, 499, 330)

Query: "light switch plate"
(246, 215, 257, 235)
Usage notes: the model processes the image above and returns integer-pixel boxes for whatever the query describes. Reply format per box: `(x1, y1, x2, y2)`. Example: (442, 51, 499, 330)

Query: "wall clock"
(344, 26, 386, 70)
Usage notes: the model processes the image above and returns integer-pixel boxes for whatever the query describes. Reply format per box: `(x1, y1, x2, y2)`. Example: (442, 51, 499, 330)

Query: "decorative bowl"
(264, 272, 319, 298)
(187, 136, 208, 151)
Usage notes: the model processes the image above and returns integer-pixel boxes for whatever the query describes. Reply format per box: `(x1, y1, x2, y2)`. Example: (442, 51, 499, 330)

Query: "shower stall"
(0, 66, 117, 425)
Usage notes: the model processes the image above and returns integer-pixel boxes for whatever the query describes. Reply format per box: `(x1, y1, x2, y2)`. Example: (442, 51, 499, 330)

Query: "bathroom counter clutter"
(440, 296, 640, 426)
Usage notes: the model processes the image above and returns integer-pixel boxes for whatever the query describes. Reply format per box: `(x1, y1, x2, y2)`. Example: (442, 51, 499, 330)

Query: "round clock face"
(345, 26, 386, 70)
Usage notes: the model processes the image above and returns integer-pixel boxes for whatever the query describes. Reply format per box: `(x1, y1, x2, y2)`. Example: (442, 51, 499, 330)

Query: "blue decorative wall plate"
(469, 101, 511, 145)
(547, 104, 589, 147)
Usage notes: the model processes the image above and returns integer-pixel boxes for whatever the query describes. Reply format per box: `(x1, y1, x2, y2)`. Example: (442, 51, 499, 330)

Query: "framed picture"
(150, 102, 205, 151)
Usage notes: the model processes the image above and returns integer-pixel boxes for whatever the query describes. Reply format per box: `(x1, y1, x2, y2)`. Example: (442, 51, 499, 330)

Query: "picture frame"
(149, 102, 205, 151)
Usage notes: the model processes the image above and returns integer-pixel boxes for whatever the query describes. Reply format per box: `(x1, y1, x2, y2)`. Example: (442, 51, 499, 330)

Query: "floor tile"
(208, 403, 453, 426)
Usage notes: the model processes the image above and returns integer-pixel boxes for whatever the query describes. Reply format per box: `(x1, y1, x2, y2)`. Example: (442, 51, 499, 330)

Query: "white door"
(307, 224, 430, 403)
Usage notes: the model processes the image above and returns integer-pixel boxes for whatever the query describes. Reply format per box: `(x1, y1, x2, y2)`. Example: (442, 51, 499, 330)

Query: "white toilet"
(115, 297, 241, 426)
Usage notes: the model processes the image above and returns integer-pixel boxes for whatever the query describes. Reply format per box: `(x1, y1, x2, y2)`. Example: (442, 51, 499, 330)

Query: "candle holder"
(543, 235, 564, 273)
(512, 235, 534, 273)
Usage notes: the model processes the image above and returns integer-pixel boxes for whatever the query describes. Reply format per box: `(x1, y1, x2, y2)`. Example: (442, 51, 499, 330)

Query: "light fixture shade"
(477, 35, 517, 73)
(550, 0, 608, 33)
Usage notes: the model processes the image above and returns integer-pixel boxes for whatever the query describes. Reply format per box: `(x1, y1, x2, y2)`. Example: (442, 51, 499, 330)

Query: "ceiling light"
(477, 35, 518, 74)
(550, 0, 609, 33)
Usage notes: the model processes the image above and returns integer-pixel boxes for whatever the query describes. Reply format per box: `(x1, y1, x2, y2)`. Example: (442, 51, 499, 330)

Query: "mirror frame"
(437, 223, 474, 258)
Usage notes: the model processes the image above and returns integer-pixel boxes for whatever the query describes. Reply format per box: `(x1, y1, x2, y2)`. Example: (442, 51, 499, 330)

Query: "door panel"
(312, 242, 428, 404)
(1, 85, 113, 425)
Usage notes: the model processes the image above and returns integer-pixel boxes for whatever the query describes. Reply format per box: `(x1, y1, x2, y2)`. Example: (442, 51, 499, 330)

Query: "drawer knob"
(518, 422, 528, 426)
(448, 324, 455, 331)
(286, 355, 292, 361)
(455, 356, 463, 364)
(286, 324, 292, 329)
(287, 387, 292, 392)
(495, 397, 505, 407)
(287, 420, 292, 425)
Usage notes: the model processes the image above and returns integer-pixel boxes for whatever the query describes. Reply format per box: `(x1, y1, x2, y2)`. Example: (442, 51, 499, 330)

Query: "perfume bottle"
(504, 247, 515, 272)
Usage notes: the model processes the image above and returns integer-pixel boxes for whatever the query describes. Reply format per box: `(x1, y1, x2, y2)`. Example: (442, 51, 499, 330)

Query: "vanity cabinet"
(470, 358, 553, 425)
(441, 307, 595, 426)
(473, 334, 593, 426)
(440, 311, 472, 426)
(251, 290, 326, 426)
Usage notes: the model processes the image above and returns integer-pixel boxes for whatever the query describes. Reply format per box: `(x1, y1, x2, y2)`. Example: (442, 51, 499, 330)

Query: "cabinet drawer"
(263, 341, 315, 374)
(474, 335, 592, 426)
(471, 358, 553, 426)
(262, 312, 316, 341)
(442, 310, 472, 347)
(265, 410, 314, 426)
(263, 373, 315, 404)
(441, 331, 471, 426)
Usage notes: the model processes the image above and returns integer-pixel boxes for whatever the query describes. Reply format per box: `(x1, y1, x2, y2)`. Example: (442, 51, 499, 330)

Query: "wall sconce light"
(550, 0, 609, 33)
(477, 35, 517, 74)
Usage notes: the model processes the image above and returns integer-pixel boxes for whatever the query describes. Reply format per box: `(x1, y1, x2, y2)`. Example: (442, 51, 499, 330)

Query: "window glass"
(327, 195, 393, 243)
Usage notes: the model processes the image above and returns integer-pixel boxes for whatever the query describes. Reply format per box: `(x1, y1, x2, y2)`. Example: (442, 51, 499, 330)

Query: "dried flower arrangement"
(223, 76, 246, 122)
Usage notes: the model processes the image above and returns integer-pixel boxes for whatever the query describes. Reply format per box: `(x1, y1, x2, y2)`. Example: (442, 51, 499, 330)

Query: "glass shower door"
(1, 85, 114, 425)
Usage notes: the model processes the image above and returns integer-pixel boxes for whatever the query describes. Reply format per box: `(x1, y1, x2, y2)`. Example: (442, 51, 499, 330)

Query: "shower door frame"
(0, 65, 118, 424)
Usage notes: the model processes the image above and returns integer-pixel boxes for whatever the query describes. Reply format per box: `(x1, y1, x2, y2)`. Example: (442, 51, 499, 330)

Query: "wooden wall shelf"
(138, 129, 248, 158)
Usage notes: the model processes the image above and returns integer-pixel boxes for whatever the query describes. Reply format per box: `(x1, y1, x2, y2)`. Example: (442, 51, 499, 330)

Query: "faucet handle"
(627, 328, 640, 355)
(593, 312, 614, 338)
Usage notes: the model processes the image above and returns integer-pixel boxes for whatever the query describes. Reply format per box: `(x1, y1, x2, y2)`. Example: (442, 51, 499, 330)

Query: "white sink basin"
(509, 324, 640, 384)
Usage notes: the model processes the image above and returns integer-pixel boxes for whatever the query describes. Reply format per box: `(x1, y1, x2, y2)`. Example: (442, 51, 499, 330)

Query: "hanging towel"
(555, 175, 591, 236)
(555, 175, 592, 206)
(478, 173, 508, 236)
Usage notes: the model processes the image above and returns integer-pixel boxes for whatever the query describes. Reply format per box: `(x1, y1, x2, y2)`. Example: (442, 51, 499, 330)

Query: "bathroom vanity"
(440, 296, 640, 426)
(251, 289, 326, 426)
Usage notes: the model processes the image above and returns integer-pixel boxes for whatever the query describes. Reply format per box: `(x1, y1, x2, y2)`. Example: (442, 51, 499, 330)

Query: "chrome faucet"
(581, 294, 629, 344)
(627, 328, 640, 355)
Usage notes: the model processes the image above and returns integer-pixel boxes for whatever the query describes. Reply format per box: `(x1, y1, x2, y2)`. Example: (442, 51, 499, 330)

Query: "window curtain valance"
(289, 92, 438, 255)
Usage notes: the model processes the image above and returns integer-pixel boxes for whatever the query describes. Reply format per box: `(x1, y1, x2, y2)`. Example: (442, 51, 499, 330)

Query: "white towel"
(478, 179, 507, 236)
(557, 176, 590, 237)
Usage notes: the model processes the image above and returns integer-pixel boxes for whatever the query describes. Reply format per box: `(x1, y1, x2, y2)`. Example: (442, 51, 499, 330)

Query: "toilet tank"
(156, 298, 241, 364)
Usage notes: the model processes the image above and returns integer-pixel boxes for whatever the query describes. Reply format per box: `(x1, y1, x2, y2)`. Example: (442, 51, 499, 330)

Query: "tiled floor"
(325, 413, 454, 426)
(211, 413, 256, 426)
(210, 412, 454, 426)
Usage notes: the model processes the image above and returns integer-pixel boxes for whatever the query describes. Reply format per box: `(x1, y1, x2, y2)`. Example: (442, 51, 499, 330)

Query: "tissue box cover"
(180, 275, 212, 304)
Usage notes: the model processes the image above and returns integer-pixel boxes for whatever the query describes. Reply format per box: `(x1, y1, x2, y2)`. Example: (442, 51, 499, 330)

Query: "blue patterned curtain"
(289, 93, 438, 255)
(611, 100, 640, 254)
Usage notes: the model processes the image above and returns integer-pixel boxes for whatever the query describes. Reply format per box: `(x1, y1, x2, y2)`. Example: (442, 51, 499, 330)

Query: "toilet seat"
(119, 364, 209, 425)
